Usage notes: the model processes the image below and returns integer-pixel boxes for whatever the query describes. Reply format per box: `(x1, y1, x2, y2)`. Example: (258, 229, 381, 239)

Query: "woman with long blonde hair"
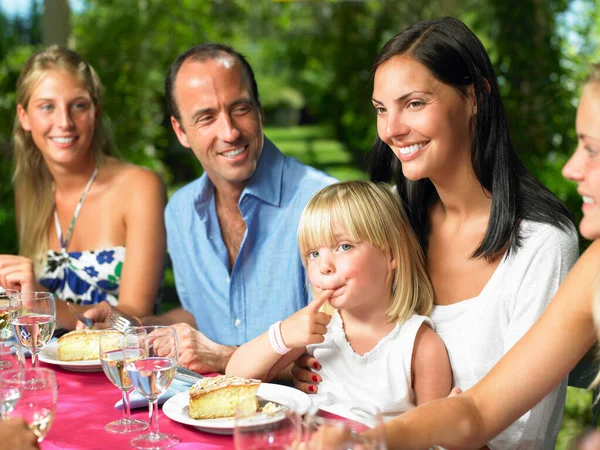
(0, 46, 166, 330)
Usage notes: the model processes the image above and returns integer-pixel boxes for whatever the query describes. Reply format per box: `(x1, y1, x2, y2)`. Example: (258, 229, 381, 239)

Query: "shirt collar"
(241, 137, 283, 208)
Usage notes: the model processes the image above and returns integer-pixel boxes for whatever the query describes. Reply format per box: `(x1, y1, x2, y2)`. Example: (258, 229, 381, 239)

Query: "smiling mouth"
(583, 196, 595, 205)
(51, 137, 77, 144)
(221, 147, 245, 157)
(396, 142, 428, 155)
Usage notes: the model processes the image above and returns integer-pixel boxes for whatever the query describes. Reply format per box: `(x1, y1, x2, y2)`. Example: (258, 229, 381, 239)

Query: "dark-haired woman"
(295, 17, 578, 449)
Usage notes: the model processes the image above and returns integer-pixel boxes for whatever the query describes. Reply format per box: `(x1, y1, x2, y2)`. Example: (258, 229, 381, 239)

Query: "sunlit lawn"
(163, 124, 596, 447)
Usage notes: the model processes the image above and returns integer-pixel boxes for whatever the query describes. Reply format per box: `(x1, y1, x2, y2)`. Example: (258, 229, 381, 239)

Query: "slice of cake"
(189, 375, 261, 419)
(57, 329, 122, 361)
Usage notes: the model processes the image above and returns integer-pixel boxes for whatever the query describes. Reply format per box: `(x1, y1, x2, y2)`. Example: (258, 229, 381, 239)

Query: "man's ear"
(17, 104, 31, 131)
(170, 116, 191, 148)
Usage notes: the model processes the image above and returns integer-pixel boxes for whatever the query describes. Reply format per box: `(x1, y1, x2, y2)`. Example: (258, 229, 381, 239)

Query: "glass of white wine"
(9, 292, 56, 370)
(99, 329, 149, 434)
(125, 326, 179, 449)
(0, 368, 57, 442)
(0, 289, 19, 365)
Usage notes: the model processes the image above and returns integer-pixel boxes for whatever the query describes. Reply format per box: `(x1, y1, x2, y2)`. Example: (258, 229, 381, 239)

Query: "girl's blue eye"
(339, 243, 352, 251)
(308, 251, 319, 259)
(40, 104, 53, 111)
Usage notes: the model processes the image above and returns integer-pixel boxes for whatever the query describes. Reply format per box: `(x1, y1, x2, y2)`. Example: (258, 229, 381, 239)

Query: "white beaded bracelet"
(268, 320, 292, 355)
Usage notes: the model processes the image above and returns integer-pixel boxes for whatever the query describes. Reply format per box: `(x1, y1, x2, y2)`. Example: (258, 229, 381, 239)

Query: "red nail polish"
(309, 385, 316, 392)
(312, 375, 319, 382)
(313, 362, 321, 370)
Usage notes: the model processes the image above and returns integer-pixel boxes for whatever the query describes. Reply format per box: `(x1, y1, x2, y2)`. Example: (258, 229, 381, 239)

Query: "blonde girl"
(0, 46, 166, 330)
(227, 180, 451, 415)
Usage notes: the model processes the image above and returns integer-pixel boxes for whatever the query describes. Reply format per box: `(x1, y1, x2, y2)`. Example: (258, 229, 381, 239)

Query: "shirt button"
(234, 319, 242, 327)
(226, 276, 231, 283)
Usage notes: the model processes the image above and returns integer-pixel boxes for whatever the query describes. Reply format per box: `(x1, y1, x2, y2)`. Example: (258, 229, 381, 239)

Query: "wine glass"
(125, 326, 179, 449)
(0, 289, 19, 363)
(234, 396, 303, 450)
(99, 329, 149, 434)
(303, 404, 386, 450)
(0, 368, 58, 442)
(0, 367, 22, 420)
(0, 344, 25, 373)
(9, 292, 56, 369)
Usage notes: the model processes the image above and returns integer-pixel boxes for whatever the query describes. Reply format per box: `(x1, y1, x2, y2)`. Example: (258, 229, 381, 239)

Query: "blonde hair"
(297, 180, 434, 323)
(13, 45, 114, 262)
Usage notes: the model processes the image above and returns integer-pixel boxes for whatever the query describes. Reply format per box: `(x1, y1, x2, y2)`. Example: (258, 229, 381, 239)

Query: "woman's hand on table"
(172, 323, 236, 374)
(292, 354, 322, 394)
(0, 418, 40, 450)
(0, 255, 43, 293)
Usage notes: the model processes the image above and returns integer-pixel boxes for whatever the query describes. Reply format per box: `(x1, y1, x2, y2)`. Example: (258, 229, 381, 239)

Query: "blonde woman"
(346, 64, 600, 449)
(0, 46, 166, 330)
(227, 180, 452, 415)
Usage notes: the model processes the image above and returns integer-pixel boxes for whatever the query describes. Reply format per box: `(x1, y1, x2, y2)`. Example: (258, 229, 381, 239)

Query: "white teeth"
(222, 147, 245, 157)
(583, 196, 595, 204)
(397, 142, 426, 155)
(51, 137, 75, 144)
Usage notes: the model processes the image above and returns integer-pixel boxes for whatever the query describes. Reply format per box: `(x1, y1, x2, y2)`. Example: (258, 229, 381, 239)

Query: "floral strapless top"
(39, 247, 125, 305)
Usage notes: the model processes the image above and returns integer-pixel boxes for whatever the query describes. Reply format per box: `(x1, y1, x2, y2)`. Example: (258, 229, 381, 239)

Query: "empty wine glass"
(303, 404, 386, 450)
(125, 326, 179, 449)
(9, 292, 56, 369)
(234, 396, 303, 450)
(99, 329, 149, 434)
(0, 368, 58, 442)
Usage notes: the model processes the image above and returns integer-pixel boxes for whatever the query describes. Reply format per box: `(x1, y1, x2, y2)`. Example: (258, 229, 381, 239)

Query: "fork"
(107, 313, 132, 333)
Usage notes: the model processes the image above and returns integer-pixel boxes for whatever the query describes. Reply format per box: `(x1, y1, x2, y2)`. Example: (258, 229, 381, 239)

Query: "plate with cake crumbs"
(38, 341, 102, 372)
(162, 382, 312, 435)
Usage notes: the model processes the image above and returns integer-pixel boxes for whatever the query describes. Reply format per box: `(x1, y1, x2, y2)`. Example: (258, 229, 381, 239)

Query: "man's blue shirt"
(165, 138, 336, 346)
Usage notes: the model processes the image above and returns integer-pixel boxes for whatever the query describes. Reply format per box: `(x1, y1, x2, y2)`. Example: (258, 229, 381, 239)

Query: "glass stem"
(148, 398, 160, 437)
(30, 349, 39, 368)
(122, 389, 132, 421)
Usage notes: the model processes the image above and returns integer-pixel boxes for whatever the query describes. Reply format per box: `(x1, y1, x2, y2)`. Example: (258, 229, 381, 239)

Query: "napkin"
(115, 378, 193, 410)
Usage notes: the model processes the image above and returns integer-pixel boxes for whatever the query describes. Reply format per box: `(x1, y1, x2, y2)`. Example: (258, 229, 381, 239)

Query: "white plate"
(162, 382, 312, 435)
(38, 341, 102, 372)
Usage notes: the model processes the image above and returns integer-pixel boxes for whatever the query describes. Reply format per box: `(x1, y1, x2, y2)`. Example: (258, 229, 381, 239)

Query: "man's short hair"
(165, 43, 261, 121)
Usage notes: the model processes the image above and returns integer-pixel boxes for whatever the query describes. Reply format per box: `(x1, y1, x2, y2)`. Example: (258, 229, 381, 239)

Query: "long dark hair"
(369, 17, 574, 259)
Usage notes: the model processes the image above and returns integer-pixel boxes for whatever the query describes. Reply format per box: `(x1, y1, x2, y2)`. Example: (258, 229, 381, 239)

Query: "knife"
(176, 366, 204, 384)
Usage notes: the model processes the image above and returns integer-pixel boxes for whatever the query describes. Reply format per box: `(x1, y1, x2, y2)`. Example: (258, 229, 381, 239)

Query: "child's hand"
(280, 290, 333, 349)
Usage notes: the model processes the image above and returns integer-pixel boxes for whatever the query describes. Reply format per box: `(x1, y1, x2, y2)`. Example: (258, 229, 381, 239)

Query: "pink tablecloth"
(40, 363, 233, 450)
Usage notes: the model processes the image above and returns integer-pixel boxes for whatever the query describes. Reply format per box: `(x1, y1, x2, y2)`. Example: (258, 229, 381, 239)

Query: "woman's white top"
(307, 310, 433, 419)
(431, 220, 579, 450)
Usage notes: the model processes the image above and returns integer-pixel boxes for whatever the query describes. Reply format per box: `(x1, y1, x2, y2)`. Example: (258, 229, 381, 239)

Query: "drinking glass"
(9, 292, 56, 369)
(0, 289, 19, 369)
(0, 367, 22, 420)
(99, 329, 149, 434)
(0, 368, 57, 442)
(125, 326, 179, 449)
(0, 344, 25, 372)
(234, 396, 303, 450)
(303, 404, 386, 450)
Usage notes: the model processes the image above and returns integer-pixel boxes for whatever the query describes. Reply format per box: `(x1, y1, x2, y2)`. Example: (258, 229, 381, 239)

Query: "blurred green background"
(1, 1, 600, 446)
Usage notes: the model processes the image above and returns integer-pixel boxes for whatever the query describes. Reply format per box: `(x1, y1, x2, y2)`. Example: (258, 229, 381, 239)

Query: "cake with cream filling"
(188, 375, 261, 419)
(57, 329, 122, 361)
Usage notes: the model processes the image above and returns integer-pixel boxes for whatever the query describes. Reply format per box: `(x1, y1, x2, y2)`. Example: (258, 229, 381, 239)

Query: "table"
(40, 364, 234, 450)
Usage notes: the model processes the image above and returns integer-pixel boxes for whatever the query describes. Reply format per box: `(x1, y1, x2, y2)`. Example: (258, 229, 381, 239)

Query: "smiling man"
(159, 43, 336, 373)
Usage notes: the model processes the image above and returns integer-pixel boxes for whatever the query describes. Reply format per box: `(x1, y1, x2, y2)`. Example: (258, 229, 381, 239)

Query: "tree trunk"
(43, 0, 70, 47)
